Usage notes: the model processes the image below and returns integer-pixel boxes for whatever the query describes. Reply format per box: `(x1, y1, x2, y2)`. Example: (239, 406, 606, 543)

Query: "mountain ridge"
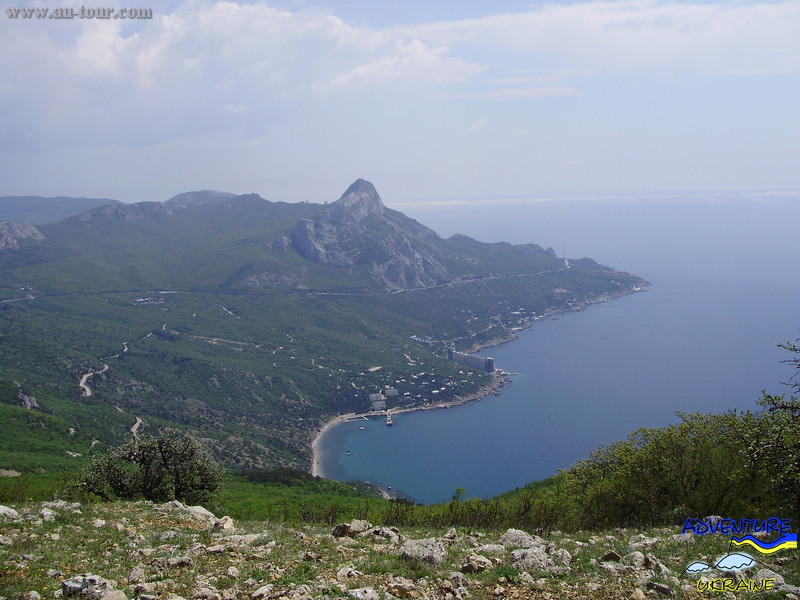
(0, 179, 647, 473)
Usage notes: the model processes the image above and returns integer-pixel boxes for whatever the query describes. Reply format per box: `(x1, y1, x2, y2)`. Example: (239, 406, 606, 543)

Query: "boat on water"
(386, 412, 394, 426)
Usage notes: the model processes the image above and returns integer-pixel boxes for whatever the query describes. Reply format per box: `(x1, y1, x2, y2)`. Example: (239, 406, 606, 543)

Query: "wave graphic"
(731, 533, 797, 555)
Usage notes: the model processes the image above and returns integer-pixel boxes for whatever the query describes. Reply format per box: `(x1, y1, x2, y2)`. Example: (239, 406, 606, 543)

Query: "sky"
(1, 0, 799, 205)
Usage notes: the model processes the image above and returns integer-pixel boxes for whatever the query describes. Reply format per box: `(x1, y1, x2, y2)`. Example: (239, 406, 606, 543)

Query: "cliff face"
(323, 179, 385, 225)
(291, 179, 447, 289)
(0, 221, 45, 250)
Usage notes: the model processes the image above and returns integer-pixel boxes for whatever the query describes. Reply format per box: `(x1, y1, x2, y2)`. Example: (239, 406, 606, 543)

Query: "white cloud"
(327, 38, 484, 88)
(401, 0, 800, 78)
(1, 0, 798, 200)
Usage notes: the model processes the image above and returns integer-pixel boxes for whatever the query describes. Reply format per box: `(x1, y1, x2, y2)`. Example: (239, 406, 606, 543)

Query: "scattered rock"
(251, 585, 273, 599)
(449, 572, 470, 589)
(548, 547, 572, 567)
(348, 519, 373, 533)
(623, 551, 646, 569)
(345, 588, 379, 600)
(511, 547, 554, 572)
(99, 592, 128, 600)
(628, 534, 662, 551)
(600, 550, 622, 562)
(501, 528, 545, 550)
(337, 566, 358, 583)
(167, 556, 193, 568)
(215, 516, 235, 532)
(387, 576, 422, 598)
(461, 553, 493, 573)
(128, 565, 145, 584)
(754, 568, 785, 588)
(645, 581, 675, 597)
(333, 519, 374, 538)
(402, 538, 447, 565)
(40, 508, 56, 523)
(359, 526, 403, 545)
(630, 589, 646, 600)
(62, 574, 117, 599)
(476, 543, 505, 555)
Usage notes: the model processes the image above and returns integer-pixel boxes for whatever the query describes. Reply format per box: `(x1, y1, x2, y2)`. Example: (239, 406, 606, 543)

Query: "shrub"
(74, 433, 221, 504)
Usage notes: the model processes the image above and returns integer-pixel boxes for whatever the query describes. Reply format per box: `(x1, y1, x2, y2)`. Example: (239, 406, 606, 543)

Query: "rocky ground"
(1, 502, 798, 600)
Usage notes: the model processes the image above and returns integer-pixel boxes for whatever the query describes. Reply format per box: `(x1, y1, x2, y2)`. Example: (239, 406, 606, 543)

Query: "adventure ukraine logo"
(680, 517, 797, 592)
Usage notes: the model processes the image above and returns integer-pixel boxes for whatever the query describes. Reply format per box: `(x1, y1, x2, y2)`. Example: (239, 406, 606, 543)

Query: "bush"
(74, 433, 222, 504)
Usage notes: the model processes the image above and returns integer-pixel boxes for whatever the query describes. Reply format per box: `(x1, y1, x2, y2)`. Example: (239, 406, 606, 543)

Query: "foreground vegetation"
(2, 498, 797, 600)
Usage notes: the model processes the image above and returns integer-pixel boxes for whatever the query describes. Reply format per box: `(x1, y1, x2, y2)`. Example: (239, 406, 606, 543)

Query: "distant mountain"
(0, 179, 647, 473)
(165, 190, 237, 205)
(0, 196, 122, 225)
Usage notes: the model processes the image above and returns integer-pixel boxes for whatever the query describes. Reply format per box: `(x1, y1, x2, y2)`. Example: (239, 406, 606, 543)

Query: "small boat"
(346, 451, 351, 456)
(359, 426, 365, 430)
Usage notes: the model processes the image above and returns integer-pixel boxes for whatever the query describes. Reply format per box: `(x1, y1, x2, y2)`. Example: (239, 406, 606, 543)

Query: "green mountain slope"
(0, 179, 646, 474)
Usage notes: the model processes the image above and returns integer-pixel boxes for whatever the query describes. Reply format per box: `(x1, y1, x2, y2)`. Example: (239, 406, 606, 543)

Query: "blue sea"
(316, 194, 800, 504)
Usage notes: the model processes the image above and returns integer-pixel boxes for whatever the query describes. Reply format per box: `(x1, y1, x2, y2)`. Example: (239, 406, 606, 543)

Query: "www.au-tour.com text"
(6, 7, 152, 20)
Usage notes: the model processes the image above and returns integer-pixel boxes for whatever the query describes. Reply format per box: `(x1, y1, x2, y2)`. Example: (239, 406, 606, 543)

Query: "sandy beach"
(311, 416, 342, 478)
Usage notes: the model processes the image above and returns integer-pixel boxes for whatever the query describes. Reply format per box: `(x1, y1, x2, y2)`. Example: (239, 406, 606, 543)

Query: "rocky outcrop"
(402, 537, 448, 564)
(13, 381, 41, 410)
(323, 179, 384, 225)
(78, 202, 179, 223)
(290, 179, 448, 289)
(0, 221, 45, 250)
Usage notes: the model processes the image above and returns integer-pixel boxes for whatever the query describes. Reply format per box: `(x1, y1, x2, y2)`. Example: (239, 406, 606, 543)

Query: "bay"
(317, 194, 800, 504)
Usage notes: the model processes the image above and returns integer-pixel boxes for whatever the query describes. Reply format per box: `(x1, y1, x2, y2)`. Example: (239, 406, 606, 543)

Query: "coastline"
(310, 372, 508, 479)
(310, 284, 647, 479)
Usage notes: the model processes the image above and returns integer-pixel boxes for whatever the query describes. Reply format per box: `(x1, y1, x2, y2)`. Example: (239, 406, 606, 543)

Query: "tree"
(741, 338, 800, 521)
(75, 433, 222, 504)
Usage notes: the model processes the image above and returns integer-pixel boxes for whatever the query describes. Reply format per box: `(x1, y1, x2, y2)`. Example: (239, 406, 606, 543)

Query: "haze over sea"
(317, 194, 800, 504)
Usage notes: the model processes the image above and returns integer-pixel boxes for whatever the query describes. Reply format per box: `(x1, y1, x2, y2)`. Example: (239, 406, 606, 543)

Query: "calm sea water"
(317, 195, 800, 504)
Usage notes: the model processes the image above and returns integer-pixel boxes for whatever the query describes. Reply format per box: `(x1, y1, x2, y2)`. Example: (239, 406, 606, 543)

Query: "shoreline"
(310, 284, 647, 479)
(310, 372, 508, 479)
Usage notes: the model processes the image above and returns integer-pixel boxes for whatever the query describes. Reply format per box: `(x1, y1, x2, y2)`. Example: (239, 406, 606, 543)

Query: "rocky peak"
(324, 179, 384, 225)
(0, 221, 45, 250)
